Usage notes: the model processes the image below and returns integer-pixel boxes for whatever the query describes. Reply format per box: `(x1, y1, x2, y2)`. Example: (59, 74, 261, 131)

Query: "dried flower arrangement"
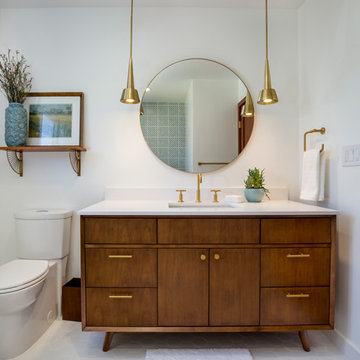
(0, 50, 32, 104)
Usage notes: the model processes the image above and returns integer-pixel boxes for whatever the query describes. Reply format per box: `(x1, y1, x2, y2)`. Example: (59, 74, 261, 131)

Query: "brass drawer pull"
(286, 253, 310, 258)
(200, 254, 207, 261)
(108, 255, 133, 259)
(109, 295, 133, 299)
(286, 293, 310, 298)
(214, 254, 220, 260)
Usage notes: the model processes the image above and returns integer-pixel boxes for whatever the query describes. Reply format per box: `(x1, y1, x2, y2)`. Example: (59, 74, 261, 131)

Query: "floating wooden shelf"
(0, 146, 86, 177)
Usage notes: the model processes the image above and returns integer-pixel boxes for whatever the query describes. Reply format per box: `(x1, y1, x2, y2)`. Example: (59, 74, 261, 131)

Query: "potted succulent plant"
(244, 167, 270, 202)
(0, 50, 32, 146)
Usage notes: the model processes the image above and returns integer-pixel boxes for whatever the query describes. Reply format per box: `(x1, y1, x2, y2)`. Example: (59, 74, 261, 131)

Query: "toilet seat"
(0, 259, 49, 295)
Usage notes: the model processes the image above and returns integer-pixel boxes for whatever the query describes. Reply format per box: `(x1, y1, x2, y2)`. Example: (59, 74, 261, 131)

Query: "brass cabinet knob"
(211, 189, 221, 203)
(200, 254, 206, 261)
(176, 189, 186, 203)
(214, 254, 220, 260)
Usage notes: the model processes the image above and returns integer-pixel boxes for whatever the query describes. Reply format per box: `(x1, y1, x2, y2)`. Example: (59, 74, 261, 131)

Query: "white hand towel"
(318, 150, 326, 201)
(300, 148, 326, 202)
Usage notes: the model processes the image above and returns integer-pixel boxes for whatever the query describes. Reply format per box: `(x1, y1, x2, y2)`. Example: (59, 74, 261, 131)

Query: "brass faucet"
(196, 173, 202, 203)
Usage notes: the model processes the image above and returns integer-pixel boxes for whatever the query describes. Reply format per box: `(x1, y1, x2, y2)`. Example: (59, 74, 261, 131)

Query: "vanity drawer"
(261, 218, 331, 244)
(85, 249, 157, 287)
(158, 218, 260, 244)
(260, 287, 329, 325)
(84, 218, 156, 244)
(261, 247, 330, 287)
(86, 288, 157, 327)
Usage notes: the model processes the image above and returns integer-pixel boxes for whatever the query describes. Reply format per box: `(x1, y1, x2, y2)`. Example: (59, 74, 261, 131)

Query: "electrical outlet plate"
(342, 144, 360, 167)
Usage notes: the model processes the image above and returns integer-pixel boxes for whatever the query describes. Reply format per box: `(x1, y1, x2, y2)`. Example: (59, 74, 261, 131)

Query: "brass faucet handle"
(176, 189, 186, 203)
(211, 189, 221, 203)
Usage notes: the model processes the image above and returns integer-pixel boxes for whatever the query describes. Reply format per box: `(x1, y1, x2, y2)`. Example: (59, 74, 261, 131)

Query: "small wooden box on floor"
(62, 278, 81, 322)
(80, 215, 336, 351)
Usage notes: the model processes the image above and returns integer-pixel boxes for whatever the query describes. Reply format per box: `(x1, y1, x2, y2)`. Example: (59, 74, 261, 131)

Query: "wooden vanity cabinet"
(81, 215, 336, 352)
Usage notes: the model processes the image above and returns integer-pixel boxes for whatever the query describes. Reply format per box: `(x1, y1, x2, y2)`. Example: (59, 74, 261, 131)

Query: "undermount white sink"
(168, 202, 233, 208)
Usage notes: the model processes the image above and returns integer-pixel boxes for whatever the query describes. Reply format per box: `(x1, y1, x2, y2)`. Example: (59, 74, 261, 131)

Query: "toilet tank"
(15, 209, 72, 260)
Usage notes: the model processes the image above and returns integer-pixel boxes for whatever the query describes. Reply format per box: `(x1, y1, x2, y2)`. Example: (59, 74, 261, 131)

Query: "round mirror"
(140, 58, 254, 173)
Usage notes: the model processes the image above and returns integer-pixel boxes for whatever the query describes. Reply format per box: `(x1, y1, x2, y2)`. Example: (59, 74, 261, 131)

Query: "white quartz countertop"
(78, 200, 338, 216)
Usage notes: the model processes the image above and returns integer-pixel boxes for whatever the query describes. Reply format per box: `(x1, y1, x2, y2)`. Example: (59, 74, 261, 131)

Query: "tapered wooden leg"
(298, 330, 310, 352)
(102, 332, 114, 352)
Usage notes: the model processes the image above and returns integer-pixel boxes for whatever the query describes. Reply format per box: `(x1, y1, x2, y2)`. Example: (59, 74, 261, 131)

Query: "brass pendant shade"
(241, 90, 255, 117)
(120, 0, 140, 104)
(121, 58, 140, 104)
(258, 0, 278, 105)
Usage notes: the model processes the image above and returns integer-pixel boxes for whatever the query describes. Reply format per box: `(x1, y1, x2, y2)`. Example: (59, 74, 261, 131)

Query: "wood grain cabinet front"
(261, 218, 331, 244)
(158, 218, 260, 244)
(86, 288, 157, 327)
(261, 247, 330, 287)
(85, 248, 157, 287)
(158, 249, 209, 326)
(81, 215, 336, 353)
(260, 287, 330, 325)
(84, 218, 156, 244)
(158, 248, 260, 327)
(209, 249, 260, 326)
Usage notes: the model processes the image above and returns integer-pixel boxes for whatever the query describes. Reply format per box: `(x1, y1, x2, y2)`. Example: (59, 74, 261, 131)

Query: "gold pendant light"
(258, 0, 278, 105)
(121, 0, 140, 104)
(241, 90, 255, 117)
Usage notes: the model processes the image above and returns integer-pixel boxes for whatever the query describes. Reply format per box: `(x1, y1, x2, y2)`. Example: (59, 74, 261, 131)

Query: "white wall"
(0, 7, 299, 280)
(298, 0, 360, 357)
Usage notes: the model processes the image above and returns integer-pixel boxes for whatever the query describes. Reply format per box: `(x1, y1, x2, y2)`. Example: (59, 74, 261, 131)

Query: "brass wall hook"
(304, 127, 326, 153)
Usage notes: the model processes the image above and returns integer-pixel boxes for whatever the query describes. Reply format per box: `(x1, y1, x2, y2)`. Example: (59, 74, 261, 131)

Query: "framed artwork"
(24, 92, 84, 146)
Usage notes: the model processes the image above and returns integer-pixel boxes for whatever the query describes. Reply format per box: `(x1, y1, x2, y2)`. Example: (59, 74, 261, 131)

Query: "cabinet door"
(210, 249, 260, 326)
(158, 249, 209, 326)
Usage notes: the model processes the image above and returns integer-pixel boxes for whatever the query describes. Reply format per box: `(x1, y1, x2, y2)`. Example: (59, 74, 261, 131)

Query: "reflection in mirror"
(140, 59, 254, 173)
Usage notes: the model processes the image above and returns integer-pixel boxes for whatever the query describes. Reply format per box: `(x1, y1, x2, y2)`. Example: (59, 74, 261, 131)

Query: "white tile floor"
(14, 320, 349, 360)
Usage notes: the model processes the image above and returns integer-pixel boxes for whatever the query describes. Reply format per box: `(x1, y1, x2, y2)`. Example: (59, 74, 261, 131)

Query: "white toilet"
(0, 209, 72, 360)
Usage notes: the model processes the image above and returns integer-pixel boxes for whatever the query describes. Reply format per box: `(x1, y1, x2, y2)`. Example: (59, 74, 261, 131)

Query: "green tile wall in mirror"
(140, 58, 254, 173)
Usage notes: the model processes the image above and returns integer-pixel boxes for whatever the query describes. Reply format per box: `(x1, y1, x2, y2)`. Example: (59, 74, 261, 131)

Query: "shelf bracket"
(6, 150, 23, 177)
(69, 150, 81, 176)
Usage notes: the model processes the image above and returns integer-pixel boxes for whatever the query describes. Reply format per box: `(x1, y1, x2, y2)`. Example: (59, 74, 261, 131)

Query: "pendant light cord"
(130, 0, 133, 59)
(265, 0, 268, 60)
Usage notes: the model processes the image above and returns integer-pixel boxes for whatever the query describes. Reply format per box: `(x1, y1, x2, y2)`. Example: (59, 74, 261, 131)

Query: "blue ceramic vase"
(244, 188, 265, 203)
(5, 103, 27, 147)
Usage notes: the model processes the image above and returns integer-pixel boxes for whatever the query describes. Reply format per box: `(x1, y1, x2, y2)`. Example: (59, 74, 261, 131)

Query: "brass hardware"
(258, 0, 278, 105)
(6, 150, 23, 177)
(109, 295, 133, 299)
(198, 162, 229, 166)
(200, 254, 206, 261)
(214, 254, 220, 260)
(69, 150, 81, 176)
(176, 189, 186, 203)
(241, 90, 255, 117)
(120, 0, 140, 104)
(286, 253, 310, 258)
(211, 190, 221, 203)
(304, 127, 326, 153)
(108, 255, 133, 259)
(238, 120, 242, 129)
(286, 293, 310, 298)
(196, 173, 202, 203)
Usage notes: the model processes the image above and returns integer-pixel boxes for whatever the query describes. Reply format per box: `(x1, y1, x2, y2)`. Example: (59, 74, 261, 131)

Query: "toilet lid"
(0, 259, 49, 292)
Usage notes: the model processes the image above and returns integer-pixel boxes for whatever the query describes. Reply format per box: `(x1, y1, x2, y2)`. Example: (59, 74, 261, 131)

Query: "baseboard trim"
(324, 329, 360, 360)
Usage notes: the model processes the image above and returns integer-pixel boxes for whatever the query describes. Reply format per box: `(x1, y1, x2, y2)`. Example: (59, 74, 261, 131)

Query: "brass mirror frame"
(139, 58, 255, 175)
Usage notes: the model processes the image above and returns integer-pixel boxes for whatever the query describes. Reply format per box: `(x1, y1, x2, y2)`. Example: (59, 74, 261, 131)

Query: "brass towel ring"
(304, 127, 326, 153)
